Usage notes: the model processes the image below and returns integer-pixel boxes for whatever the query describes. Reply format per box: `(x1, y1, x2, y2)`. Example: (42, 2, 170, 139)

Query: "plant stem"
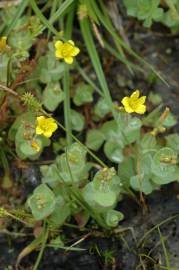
(63, 65, 72, 145)
(33, 224, 48, 270)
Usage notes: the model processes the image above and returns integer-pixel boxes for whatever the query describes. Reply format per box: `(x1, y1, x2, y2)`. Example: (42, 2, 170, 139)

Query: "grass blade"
(5, 0, 29, 36)
(91, 0, 169, 86)
(30, 0, 58, 35)
(79, 17, 117, 121)
(158, 227, 171, 270)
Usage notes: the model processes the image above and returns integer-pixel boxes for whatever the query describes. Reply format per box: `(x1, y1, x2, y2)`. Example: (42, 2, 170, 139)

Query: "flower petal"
(131, 90, 140, 100)
(71, 47, 80, 56)
(121, 97, 134, 113)
(137, 96, 146, 105)
(64, 57, 73, 64)
(55, 40, 63, 49)
(134, 104, 146, 114)
(124, 105, 134, 113)
(43, 131, 53, 138)
(55, 49, 62, 58)
(48, 122, 58, 133)
(121, 97, 130, 107)
(36, 126, 43, 135)
(37, 116, 45, 125)
(68, 40, 74, 46)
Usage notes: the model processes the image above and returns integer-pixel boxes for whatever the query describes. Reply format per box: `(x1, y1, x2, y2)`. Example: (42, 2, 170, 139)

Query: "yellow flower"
(31, 139, 40, 152)
(0, 36, 7, 52)
(36, 116, 58, 138)
(121, 90, 146, 114)
(54, 40, 80, 64)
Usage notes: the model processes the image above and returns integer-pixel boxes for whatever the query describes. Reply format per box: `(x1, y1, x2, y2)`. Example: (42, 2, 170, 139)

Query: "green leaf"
(86, 129, 105, 150)
(100, 120, 124, 148)
(93, 98, 111, 120)
(148, 92, 162, 105)
(20, 139, 42, 156)
(152, 166, 179, 184)
(123, 0, 138, 16)
(139, 154, 153, 178)
(5, 0, 29, 35)
(166, 133, 179, 153)
(28, 184, 56, 220)
(118, 157, 135, 186)
(122, 117, 142, 144)
(42, 83, 64, 111)
(82, 182, 117, 213)
(130, 174, 154, 194)
(47, 195, 71, 227)
(104, 141, 124, 163)
(41, 164, 60, 187)
(124, 0, 164, 28)
(93, 168, 122, 196)
(163, 112, 177, 128)
(142, 105, 162, 127)
(140, 134, 158, 154)
(56, 143, 88, 185)
(151, 147, 178, 178)
(73, 83, 94, 106)
(104, 209, 124, 227)
(71, 109, 85, 131)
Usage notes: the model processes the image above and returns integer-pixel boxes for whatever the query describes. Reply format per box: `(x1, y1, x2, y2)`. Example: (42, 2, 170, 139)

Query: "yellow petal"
(49, 122, 58, 132)
(124, 105, 134, 113)
(121, 97, 130, 107)
(55, 40, 63, 49)
(64, 57, 73, 64)
(37, 116, 45, 125)
(131, 90, 140, 100)
(55, 49, 62, 58)
(134, 104, 146, 114)
(36, 126, 43, 135)
(68, 40, 74, 46)
(137, 96, 146, 105)
(43, 131, 53, 138)
(121, 97, 134, 113)
(71, 47, 80, 56)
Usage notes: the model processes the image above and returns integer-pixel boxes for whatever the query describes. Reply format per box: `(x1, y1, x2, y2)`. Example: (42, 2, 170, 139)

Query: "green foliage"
(42, 83, 64, 112)
(71, 109, 85, 131)
(93, 98, 111, 120)
(123, 0, 179, 31)
(86, 113, 141, 164)
(82, 168, 123, 216)
(28, 184, 56, 220)
(73, 83, 94, 106)
(32, 43, 65, 84)
(41, 143, 89, 186)
(29, 146, 124, 229)
(104, 210, 124, 227)
(123, 0, 163, 27)
(86, 129, 105, 150)
(9, 113, 50, 160)
(2, 0, 179, 261)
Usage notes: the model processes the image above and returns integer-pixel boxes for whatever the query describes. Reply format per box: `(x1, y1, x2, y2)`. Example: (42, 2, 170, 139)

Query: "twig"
(0, 84, 19, 97)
